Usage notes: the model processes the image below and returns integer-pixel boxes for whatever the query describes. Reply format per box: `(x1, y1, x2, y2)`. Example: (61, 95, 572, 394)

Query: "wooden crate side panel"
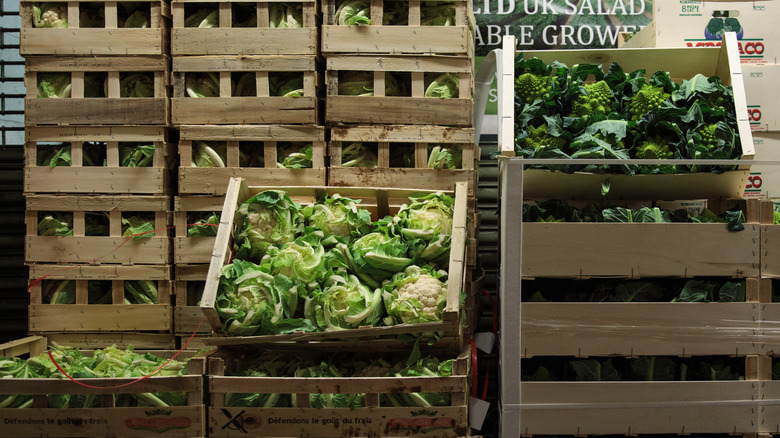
(761, 303, 780, 357)
(29, 304, 172, 332)
(178, 167, 326, 194)
(321, 26, 471, 55)
(208, 406, 467, 437)
(326, 96, 472, 126)
(174, 237, 217, 264)
(25, 98, 169, 126)
(761, 225, 780, 277)
(172, 28, 316, 55)
(26, 236, 171, 264)
(522, 223, 761, 278)
(175, 306, 207, 335)
(522, 303, 761, 357)
(26, 125, 166, 142)
(25, 167, 169, 195)
(329, 125, 475, 143)
(41, 332, 176, 349)
(0, 406, 203, 437)
(760, 380, 780, 434)
(179, 124, 324, 141)
(517, 381, 759, 435)
(28, 264, 171, 280)
(328, 167, 475, 195)
(171, 97, 317, 125)
(21, 28, 166, 56)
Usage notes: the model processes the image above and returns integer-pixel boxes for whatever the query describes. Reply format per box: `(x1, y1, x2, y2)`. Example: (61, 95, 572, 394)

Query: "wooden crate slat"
(172, 28, 317, 56)
(326, 96, 472, 126)
(29, 304, 172, 332)
(171, 97, 317, 125)
(25, 98, 169, 126)
(43, 332, 176, 349)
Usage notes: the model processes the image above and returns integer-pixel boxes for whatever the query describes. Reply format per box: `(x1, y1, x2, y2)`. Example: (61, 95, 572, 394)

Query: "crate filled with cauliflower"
(25, 55, 169, 126)
(177, 124, 326, 195)
(321, 0, 474, 56)
(326, 55, 472, 126)
(199, 177, 469, 350)
(171, 0, 318, 56)
(206, 345, 470, 437)
(171, 55, 320, 125)
(20, 0, 170, 56)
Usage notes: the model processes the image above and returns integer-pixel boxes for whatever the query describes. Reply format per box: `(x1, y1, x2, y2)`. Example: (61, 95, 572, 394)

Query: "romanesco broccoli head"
(634, 136, 673, 160)
(514, 73, 550, 104)
(695, 208, 725, 224)
(524, 124, 566, 151)
(696, 123, 719, 149)
(627, 84, 670, 121)
(570, 80, 613, 117)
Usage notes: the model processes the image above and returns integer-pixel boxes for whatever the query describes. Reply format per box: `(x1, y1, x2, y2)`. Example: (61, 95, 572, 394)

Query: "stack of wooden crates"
(19, 0, 176, 349)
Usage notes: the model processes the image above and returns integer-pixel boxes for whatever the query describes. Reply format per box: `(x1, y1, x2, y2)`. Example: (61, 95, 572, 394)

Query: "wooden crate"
(19, 0, 170, 56)
(759, 278, 780, 357)
(760, 199, 780, 278)
(328, 125, 477, 196)
(325, 55, 473, 126)
(24, 56, 169, 126)
(496, 34, 755, 201)
(43, 332, 176, 350)
(321, 0, 474, 56)
(520, 198, 762, 279)
(25, 194, 171, 265)
(200, 177, 468, 348)
(171, 0, 318, 56)
(206, 347, 469, 437)
(171, 56, 321, 125)
(0, 336, 205, 438)
(522, 278, 766, 358)
(28, 264, 173, 335)
(763, 379, 780, 434)
(174, 264, 210, 338)
(24, 126, 173, 195)
(177, 125, 327, 195)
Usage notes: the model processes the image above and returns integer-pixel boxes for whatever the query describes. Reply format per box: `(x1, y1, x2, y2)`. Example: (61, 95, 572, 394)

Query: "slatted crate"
(28, 264, 173, 335)
(173, 264, 210, 341)
(177, 124, 326, 195)
(171, 56, 321, 125)
(321, 0, 474, 56)
(171, 0, 318, 56)
(24, 126, 173, 195)
(173, 196, 223, 263)
(25, 194, 171, 265)
(0, 336, 205, 438)
(325, 55, 473, 126)
(206, 347, 470, 437)
(328, 125, 477, 196)
(200, 177, 469, 350)
(24, 56, 169, 126)
(519, 198, 763, 279)
(19, 0, 170, 56)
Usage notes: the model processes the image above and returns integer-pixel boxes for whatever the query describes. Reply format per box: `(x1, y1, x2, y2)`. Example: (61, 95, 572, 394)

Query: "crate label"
(473, 332, 495, 354)
(0, 408, 196, 435)
(468, 397, 490, 431)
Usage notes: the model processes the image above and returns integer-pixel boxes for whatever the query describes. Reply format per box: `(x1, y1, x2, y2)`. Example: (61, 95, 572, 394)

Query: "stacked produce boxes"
(495, 34, 776, 436)
(20, 0, 175, 349)
(169, 0, 326, 347)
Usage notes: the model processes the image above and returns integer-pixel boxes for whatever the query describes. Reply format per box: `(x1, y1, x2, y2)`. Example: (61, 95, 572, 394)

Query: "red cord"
(47, 316, 207, 389)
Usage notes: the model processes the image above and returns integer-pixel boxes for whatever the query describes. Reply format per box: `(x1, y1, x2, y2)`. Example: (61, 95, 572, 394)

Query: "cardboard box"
(743, 132, 780, 198)
(630, 0, 779, 64)
(742, 63, 780, 132)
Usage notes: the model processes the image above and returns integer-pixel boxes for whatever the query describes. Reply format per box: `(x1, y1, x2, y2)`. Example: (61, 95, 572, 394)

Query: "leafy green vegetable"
(335, 0, 370, 25)
(121, 214, 155, 240)
(120, 73, 154, 98)
(382, 264, 448, 326)
(424, 73, 458, 99)
(119, 143, 155, 167)
(192, 141, 227, 167)
(38, 213, 73, 236)
(79, 2, 105, 28)
(124, 280, 158, 304)
(233, 190, 305, 261)
(269, 3, 303, 28)
(303, 194, 371, 243)
(338, 71, 374, 96)
(336, 231, 412, 289)
(37, 73, 71, 98)
(37, 143, 72, 167)
(427, 144, 462, 169)
(420, 1, 455, 26)
(394, 191, 455, 265)
(187, 212, 219, 237)
(307, 273, 384, 331)
(233, 73, 256, 97)
(184, 7, 218, 28)
(270, 73, 304, 97)
(277, 143, 313, 169)
(32, 2, 67, 28)
(260, 234, 329, 293)
(186, 73, 219, 98)
(341, 142, 378, 168)
(120, 2, 150, 28)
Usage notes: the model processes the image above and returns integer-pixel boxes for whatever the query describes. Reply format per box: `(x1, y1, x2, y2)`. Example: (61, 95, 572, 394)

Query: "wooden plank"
(179, 167, 326, 194)
(760, 303, 780, 357)
(326, 55, 473, 73)
(328, 168, 475, 196)
(326, 96, 472, 126)
(0, 375, 200, 395)
(29, 304, 172, 332)
(171, 97, 316, 125)
(761, 225, 780, 277)
(29, 264, 170, 280)
(521, 302, 761, 357)
(522, 222, 761, 278)
(26, 236, 170, 264)
(172, 28, 316, 55)
(172, 55, 316, 72)
(329, 125, 475, 143)
(42, 332, 176, 349)
(323, 26, 471, 55)
(25, 194, 170, 211)
(517, 381, 760, 435)
(760, 381, 780, 434)
(26, 55, 168, 71)
(208, 406, 468, 438)
(25, 167, 169, 195)
(25, 98, 168, 126)
(211, 375, 466, 394)
(179, 124, 324, 141)
(0, 336, 47, 358)
(21, 29, 166, 56)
